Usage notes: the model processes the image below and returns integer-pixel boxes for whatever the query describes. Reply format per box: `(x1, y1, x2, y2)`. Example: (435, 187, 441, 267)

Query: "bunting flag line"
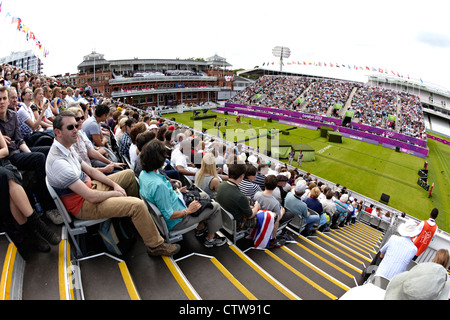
(1, 1, 49, 58)
(260, 58, 415, 80)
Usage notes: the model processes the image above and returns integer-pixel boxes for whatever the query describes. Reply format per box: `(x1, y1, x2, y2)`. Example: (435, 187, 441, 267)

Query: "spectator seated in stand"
(139, 139, 226, 248)
(305, 187, 328, 232)
(67, 106, 125, 174)
(0, 130, 60, 257)
(194, 152, 222, 200)
(238, 164, 262, 202)
(284, 181, 320, 236)
(46, 111, 180, 257)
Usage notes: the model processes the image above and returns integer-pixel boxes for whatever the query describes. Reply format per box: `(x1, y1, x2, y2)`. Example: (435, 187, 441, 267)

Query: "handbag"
(182, 185, 213, 217)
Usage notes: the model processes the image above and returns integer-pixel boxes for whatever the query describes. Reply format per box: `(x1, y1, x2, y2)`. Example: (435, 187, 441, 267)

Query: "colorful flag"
(251, 210, 274, 249)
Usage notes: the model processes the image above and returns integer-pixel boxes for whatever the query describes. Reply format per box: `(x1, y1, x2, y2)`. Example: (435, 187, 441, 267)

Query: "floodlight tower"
(272, 46, 291, 72)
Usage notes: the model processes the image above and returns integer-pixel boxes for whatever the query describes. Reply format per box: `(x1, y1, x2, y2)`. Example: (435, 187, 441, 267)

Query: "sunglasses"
(75, 116, 84, 122)
(66, 124, 79, 131)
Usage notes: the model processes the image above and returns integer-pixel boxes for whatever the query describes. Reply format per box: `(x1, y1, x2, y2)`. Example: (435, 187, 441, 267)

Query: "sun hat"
(295, 182, 306, 194)
(397, 220, 421, 237)
(385, 262, 449, 300)
(340, 194, 349, 203)
(238, 153, 247, 162)
(247, 155, 258, 164)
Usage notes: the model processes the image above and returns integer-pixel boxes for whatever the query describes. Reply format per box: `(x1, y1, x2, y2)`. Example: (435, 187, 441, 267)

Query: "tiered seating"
(229, 76, 427, 142)
(0, 65, 442, 301)
(351, 85, 398, 128)
(397, 92, 427, 140)
(303, 79, 354, 115)
(254, 76, 313, 109)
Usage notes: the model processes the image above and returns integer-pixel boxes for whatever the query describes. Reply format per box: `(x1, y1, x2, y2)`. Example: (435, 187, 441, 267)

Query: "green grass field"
(165, 111, 450, 233)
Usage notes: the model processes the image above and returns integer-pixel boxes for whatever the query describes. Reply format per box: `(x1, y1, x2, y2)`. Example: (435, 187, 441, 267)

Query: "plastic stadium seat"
(359, 212, 372, 224)
(378, 219, 391, 232)
(220, 207, 246, 244)
(45, 177, 108, 258)
(369, 215, 381, 228)
(143, 198, 198, 244)
(288, 214, 304, 233)
(371, 275, 390, 290)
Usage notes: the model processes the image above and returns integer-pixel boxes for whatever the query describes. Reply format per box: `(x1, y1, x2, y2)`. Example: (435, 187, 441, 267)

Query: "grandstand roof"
(237, 68, 362, 84)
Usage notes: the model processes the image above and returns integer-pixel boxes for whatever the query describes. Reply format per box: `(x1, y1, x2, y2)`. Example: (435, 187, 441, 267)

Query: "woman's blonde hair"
(195, 152, 218, 187)
(66, 106, 83, 116)
(32, 87, 44, 106)
(309, 187, 321, 199)
(433, 249, 449, 268)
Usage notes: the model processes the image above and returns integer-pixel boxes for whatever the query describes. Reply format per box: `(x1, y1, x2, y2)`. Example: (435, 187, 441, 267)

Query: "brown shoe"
(147, 242, 181, 256)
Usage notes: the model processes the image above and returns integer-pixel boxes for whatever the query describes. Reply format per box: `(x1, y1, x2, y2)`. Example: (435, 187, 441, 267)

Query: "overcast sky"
(1, 0, 450, 91)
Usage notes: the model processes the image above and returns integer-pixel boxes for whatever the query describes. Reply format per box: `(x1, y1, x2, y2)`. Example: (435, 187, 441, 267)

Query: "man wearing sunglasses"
(46, 111, 180, 257)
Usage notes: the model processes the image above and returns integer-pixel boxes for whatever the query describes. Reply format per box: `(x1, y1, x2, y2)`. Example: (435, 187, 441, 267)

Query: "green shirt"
(216, 181, 252, 222)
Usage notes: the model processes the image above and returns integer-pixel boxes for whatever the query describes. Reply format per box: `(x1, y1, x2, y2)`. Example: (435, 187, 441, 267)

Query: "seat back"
(359, 211, 372, 224)
(45, 177, 78, 232)
(378, 219, 391, 232)
(143, 198, 197, 243)
(369, 215, 381, 228)
(371, 275, 390, 290)
(288, 214, 304, 232)
(220, 207, 245, 244)
(45, 177, 107, 257)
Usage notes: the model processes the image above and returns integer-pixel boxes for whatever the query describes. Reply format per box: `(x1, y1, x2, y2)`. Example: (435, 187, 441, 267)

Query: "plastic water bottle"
(33, 194, 43, 217)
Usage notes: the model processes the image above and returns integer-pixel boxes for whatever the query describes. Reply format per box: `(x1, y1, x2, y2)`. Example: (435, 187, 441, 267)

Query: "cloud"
(416, 31, 450, 49)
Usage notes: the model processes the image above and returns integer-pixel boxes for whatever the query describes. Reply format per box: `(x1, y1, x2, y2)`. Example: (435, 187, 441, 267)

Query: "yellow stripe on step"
(0, 243, 17, 300)
(162, 255, 200, 300)
(118, 261, 140, 300)
(210, 257, 257, 300)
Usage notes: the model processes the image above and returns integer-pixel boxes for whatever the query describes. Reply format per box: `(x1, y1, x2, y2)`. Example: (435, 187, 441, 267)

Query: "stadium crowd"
(1, 64, 446, 295)
(256, 76, 313, 109)
(0, 60, 373, 256)
(350, 85, 399, 129)
(303, 79, 353, 116)
(397, 92, 427, 140)
(229, 76, 427, 141)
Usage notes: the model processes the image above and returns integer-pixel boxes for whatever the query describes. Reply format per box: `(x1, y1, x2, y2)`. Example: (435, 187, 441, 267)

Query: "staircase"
(337, 86, 359, 118)
(0, 219, 385, 300)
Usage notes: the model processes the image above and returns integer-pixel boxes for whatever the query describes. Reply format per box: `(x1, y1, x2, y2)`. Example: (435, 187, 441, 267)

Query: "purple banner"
(225, 103, 343, 125)
(218, 105, 429, 158)
(351, 122, 427, 147)
(427, 134, 450, 146)
(339, 127, 428, 157)
(225, 102, 427, 148)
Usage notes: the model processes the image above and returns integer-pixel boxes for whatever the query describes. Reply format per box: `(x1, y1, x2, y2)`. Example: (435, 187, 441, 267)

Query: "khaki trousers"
(77, 169, 164, 248)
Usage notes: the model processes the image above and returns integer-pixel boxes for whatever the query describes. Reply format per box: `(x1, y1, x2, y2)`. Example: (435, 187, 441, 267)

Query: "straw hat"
(397, 220, 421, 237)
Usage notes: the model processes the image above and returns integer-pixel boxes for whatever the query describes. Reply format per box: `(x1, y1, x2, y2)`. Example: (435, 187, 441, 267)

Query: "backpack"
(25, 131, 55, 147)
(98, 217, 136, 257)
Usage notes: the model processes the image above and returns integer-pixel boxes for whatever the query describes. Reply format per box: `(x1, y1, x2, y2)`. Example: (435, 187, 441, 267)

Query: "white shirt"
(129, 143, 138, 169)
(171, 148, 188, 169)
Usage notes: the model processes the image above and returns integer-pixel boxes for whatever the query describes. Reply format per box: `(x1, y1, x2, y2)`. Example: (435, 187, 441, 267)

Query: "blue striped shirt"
(375, 235, 418, 280)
